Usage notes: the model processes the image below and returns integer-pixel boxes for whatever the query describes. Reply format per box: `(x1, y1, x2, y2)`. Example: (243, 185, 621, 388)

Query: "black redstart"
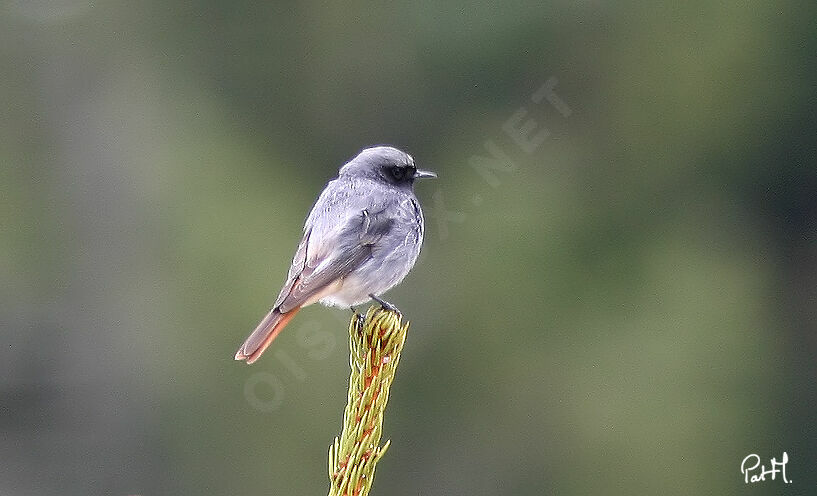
(235, 146, 435, 364)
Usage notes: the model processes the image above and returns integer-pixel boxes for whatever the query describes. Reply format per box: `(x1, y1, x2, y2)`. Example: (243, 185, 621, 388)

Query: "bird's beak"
(414, 169, 437, 179)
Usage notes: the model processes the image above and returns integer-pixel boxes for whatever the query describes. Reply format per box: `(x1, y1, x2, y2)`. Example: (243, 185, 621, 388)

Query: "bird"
(234, 146, 436, 364)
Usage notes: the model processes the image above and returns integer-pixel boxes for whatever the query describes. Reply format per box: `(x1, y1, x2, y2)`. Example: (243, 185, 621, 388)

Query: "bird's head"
(339, 146, 436, 189)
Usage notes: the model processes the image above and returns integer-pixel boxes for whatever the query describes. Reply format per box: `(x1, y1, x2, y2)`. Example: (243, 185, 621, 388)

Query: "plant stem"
(327, 306, 409, 496)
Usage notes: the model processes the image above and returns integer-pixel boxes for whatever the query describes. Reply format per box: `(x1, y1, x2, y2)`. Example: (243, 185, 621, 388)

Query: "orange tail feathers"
(235, 306, 301, 364)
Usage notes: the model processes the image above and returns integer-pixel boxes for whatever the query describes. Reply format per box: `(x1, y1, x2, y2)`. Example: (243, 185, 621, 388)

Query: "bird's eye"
(391, 166, 405, 181)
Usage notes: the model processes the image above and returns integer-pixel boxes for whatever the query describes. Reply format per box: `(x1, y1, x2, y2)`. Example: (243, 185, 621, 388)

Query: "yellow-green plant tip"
(327, 307, 409, 496)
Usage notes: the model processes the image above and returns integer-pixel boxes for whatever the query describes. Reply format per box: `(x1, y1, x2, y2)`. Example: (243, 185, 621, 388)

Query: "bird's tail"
(235, 306, 301, 364)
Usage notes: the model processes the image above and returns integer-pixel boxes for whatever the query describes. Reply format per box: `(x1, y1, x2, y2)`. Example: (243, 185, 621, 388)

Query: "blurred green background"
(2, 1, 815, 495)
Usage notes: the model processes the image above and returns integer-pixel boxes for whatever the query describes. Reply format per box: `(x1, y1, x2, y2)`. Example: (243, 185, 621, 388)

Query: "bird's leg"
(349, 305, 365, 327)
(369, 293, 401, 315)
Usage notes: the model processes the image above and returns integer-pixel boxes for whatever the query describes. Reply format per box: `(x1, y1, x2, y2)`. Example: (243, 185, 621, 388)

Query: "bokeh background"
(2, 2, 816, 495)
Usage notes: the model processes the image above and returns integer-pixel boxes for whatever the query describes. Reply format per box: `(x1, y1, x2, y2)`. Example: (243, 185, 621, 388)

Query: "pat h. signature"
(741, 452, 791, 484)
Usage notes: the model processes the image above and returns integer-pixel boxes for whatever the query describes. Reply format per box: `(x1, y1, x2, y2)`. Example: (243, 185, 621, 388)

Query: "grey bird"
(235, 146, 436, 364)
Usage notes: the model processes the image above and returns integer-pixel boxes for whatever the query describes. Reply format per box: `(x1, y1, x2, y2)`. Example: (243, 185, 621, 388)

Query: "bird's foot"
(350, 306, 365, 327)
(369, 294, 401, 315)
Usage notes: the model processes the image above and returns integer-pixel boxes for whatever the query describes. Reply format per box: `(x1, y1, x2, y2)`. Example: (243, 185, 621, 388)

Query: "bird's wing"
(273, 204, 395, 313)
(271, 226, 312, 310)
